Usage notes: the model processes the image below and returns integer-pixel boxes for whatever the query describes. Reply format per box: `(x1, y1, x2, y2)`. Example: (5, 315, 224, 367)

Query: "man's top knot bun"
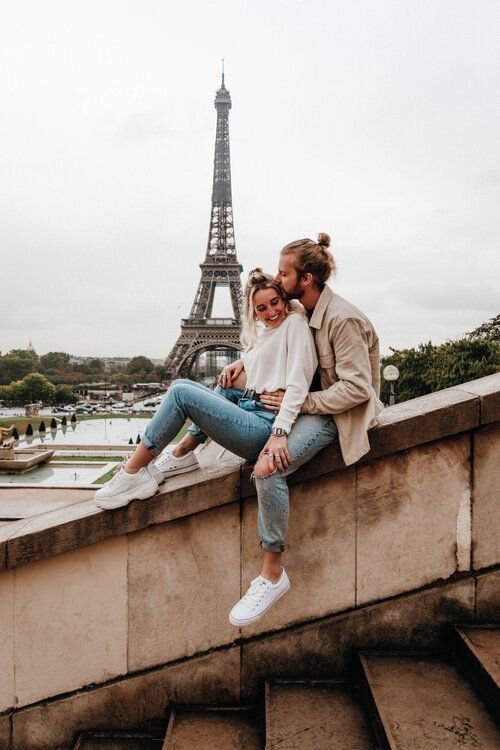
(317, 233, 331, 249)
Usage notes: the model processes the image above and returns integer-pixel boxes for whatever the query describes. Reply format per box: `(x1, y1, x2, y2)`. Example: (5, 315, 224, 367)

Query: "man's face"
(275, 252, 305, 299)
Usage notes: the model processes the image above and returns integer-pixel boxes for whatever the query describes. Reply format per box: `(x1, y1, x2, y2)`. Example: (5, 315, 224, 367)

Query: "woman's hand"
(218, 359, 244, 388)
(259, 389, 285, 412)
(259, 435, 291, 473)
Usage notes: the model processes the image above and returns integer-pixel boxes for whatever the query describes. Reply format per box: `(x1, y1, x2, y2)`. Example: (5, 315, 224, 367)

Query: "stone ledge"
(241, 381, 481, 497)
(1, 374, 498, 571)
(2, 459, 242, 571)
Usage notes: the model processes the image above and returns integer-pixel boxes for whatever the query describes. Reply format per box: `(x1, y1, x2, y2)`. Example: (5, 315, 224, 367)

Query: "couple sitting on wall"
(95, 233, 383, 627)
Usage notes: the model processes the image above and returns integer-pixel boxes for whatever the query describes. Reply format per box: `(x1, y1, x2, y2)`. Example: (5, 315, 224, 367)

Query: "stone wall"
(0, 374, 498, 726)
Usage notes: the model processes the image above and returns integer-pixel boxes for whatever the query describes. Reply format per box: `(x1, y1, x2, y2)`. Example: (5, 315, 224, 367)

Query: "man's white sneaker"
(229, 568, 290, 627)
(94, 466, 159, 510)
(150, 449, 200, 484)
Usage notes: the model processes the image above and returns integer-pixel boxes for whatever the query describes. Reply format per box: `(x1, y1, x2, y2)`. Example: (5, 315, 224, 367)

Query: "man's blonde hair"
(281, 232, 335, 286)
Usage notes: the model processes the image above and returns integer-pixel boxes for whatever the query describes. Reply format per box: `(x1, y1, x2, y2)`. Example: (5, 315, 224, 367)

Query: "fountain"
(0, 425, 54, 474)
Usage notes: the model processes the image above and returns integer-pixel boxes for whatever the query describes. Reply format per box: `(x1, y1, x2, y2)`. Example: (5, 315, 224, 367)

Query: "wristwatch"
(271, 427, 288, 437)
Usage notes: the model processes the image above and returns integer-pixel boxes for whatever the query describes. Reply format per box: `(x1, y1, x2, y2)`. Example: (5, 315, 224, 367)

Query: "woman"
(94, 268, 318, 624)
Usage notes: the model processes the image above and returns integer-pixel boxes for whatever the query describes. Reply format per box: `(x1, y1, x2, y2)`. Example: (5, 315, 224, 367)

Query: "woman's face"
(253, 287, 287, 329)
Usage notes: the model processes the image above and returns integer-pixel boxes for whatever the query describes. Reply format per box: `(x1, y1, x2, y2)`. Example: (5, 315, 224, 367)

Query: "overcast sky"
(1, 0, 499, 358)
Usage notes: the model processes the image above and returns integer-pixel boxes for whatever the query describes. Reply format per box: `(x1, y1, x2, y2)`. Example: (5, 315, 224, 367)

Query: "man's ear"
(302, 272, 314, 287)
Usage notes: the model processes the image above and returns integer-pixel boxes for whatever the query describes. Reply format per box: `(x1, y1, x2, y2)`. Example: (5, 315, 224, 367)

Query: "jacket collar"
(308, 284, 334, 330)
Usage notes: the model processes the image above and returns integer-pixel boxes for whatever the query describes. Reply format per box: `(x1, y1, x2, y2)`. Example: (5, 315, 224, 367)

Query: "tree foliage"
(381, 336, 500, 404)
(126, 356, 154, 375)
(8, 373, 56, 406)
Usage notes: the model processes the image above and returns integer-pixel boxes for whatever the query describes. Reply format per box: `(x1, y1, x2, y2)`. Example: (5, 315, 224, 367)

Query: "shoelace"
(242, 576, 271, 610)
(155, 450, 174, 469)
(106, 467, 126, 488)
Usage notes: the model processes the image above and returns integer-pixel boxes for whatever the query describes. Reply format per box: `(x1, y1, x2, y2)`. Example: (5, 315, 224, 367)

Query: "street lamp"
(383, 365, 400, 406)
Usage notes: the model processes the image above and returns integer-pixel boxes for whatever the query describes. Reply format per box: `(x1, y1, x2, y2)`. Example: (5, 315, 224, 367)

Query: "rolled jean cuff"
(187, 424, 207, 443)
(260, 539, 285, 553)
(140, 431, 161, 457)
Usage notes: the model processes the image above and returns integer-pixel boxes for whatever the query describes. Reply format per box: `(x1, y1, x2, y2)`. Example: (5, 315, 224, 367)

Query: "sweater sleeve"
(301, 317, 372, 415)
(274, 315, 318, 433)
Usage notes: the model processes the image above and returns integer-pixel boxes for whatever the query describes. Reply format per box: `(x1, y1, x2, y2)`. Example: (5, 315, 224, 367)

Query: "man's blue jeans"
(141, 379, 274, 463)
(255, 415, 338, 552)
(142, 380, 338, 555)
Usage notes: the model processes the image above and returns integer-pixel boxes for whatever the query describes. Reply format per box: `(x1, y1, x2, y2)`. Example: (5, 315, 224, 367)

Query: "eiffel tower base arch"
(164, 323, 242, 383)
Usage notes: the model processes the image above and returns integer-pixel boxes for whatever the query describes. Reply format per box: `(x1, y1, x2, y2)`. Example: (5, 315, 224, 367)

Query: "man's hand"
(259, 435, 291, 473)
(259, 389, 285, 412)
(218, 359, 244, 388)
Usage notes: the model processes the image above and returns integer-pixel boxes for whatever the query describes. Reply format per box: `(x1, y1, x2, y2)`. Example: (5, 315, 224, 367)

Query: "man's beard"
(285, 283, 304, 300)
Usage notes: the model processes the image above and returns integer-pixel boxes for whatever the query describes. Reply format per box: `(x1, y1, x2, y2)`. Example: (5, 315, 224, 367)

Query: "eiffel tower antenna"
(164, 69, 243, 382)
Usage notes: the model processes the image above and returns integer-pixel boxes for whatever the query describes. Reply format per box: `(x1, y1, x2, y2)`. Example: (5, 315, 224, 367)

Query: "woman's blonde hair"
(281, 232, 335, 286)
(241, 268, 292, 350)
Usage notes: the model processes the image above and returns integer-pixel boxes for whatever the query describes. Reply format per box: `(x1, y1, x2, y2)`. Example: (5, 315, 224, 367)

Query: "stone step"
(359, 652, 500, 750)
(452, 625, 500, 723)
(265, 680, 379, 749)
(163, 707, 262, 749)
(73, 732, 164, 749)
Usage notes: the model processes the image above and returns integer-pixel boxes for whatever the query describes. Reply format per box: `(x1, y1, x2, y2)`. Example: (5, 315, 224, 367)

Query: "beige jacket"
(301, 285, 384, 466)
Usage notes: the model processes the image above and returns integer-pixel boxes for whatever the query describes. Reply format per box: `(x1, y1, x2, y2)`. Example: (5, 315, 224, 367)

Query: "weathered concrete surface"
(4, 460, 241, 570)
(0, 570, 14, 712)
(458, 626, 500, 689)
(456, 372, 500, 425)
(241, 578, 474, 701)
(0, 488, 93, 519)
(266, 680, 377, 749)
(356, 436, 470, 605)
(0, 715, 11, 750)
(241, 469, 356, 636)
(165, 708, 261, 749)
(361, 654, 500, 749)
(473, 423, 500, 570)
(476, 569, 500, 621)
(10, 648, 240, 750)
(14, 537, 128, 707)
(128, 503, 240, 670)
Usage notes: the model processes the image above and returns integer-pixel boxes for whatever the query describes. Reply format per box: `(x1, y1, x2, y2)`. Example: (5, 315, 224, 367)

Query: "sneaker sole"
(229, 580, 290, 627)
(94, 481, 158, 510)
(156, 463, 200, 482)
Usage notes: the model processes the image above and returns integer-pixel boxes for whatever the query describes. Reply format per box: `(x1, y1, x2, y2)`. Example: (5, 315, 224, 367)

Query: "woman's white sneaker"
(150, 449, 200, 484)
(229, 568, 290, 627)
(94, 466, 159, 510)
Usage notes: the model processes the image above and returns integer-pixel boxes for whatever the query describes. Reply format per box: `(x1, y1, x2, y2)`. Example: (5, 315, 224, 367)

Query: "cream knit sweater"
(243, 311, 318, 433)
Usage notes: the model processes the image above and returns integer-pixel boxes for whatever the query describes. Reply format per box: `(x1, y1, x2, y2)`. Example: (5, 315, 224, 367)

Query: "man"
(226, 232, 383, 626)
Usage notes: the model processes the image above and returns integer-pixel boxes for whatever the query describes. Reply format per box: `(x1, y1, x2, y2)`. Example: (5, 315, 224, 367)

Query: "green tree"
(54, 384, 77, 404)
(0, 384, 11, 403)
(466, 314, 500, 342)
(381, 336, 499, 404)
(39, 352, 71, 372)
(126, 356, 154, 375)
(9, 373, 56, 406)
(87, 357, 104, 374)
(0, 355, 34, 384)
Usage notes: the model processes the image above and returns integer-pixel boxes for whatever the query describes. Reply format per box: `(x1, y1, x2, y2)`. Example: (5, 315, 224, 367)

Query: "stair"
(452, 625, 500, 724)
(70, 622, 500, 750)
(163, 707, 262, 749)
(265, 679, 378, 749)
(72, 732, 164, 749)
(359, 651, 500, 749)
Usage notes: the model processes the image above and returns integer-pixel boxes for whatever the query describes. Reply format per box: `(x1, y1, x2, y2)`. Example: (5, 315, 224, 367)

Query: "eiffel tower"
(164, 67, 243, 382)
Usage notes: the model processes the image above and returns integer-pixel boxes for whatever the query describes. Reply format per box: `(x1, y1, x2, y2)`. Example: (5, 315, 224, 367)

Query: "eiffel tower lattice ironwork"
(164, 69, 243, 382)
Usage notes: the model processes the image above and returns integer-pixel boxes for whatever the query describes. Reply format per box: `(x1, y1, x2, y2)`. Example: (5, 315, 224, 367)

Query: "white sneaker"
(229, 568, 290, 627)
(94, 466, 159, 510)
(150, 448, 200, 484)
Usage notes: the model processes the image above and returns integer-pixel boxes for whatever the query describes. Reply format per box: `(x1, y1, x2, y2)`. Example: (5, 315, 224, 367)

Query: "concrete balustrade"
(0, 373, 498, 745)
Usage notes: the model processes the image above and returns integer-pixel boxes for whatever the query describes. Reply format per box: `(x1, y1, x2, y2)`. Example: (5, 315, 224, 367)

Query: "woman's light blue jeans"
(141, 379, 274, 463)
